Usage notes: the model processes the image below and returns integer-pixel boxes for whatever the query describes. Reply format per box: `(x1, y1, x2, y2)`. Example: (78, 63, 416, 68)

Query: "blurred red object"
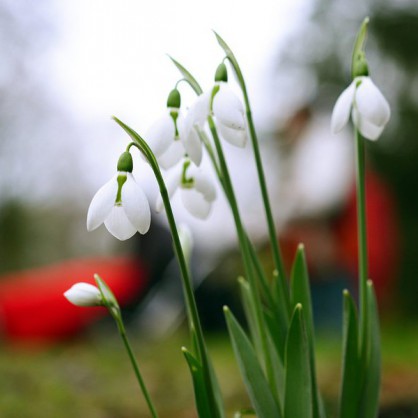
(0, 257, 147, 344)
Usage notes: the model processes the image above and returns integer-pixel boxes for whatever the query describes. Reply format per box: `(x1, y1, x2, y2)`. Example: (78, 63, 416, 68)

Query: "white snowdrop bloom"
(87, 156, 151, 241)
(64, 283, 102, 307)
(145, 89, 202, 170)
(156, 160, 216, 219)
(331, 76, 390, 141)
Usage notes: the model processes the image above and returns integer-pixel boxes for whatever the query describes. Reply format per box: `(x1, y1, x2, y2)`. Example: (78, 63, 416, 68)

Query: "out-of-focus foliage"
(274, 0, 418, 315)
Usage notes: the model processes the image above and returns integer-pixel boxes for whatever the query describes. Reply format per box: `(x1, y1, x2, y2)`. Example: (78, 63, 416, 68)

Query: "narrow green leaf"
(182, 347, 212, 418)
(339, 290, 361, 418)
(359, 281, 381, 418)
(284, 304, 312, 418)
(290, 245, 324, 418)
(351, 17, 370, 78)
(212, 31, 246, 91)
(168, 56, 203, 95)
(224, 306, 282, 418)
(238, 277, 262, 358)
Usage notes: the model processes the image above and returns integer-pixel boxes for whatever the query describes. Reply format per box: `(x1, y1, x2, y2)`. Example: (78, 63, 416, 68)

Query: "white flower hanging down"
(188, 63, 247, 148)
(145, 89, 202, 169)
(64, 283, 102, 307)
(156, 159, 217, 219)
(87, 152, 151, 240)
(331, 76, 390, 141)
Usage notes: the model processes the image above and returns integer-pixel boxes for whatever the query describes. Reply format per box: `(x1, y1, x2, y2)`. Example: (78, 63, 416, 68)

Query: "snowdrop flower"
(156, 159, 216, 219)
(64, 283, 102, 307)
(187, 63, 247, 148)
(87, 151, 151, 240)
(145, 89, 202, 169)
(331, 76, 390, 141)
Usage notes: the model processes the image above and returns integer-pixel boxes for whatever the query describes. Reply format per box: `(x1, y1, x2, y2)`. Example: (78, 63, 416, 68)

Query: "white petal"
(121, 174, 151, 234)
(104, 206, 137, 240)
(181, 188, 212, 219)
(352, 108, 384, 141)
(155, 167, 181, 212)
(188, 92, 211, 127)
(217, 122, 247, 148)
(355, 77, 391, 127)
(145, 113, 175, 157)
(213, 84, 246, 130)
(87, 176, 118, 231)
(183, 127, 202, 166)
(192, 169, 217, 202)
(158, 140, 185, 170)
(64, 283, 102, 307)
(331, 81, 356, 134)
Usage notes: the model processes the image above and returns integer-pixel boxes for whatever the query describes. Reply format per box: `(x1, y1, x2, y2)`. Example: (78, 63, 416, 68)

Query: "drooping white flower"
(64, 283, 102, 307)
(187, 63, 247, 148)
(156, 159, 216, 219)
(331, 76, 390, 141)
(145, 89, 202, 169)
(87, 152, 151, 240)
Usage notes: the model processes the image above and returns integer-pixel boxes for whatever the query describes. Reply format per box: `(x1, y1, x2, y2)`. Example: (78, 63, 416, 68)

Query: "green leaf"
(224, 306, 282, 418)
(238, 277, 262, 358)
(290, 245, 324, 418)
(359, 281, 381, 418)
(351, 17, 370, 78)
(182, 347, 213, 418)
(168, 56, 203, 95)
(284, 304, 312, 418)
(339, 290, 361, 418)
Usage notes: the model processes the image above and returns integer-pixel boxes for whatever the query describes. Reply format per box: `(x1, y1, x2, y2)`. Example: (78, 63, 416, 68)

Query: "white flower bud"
(64, 283, 102, 307)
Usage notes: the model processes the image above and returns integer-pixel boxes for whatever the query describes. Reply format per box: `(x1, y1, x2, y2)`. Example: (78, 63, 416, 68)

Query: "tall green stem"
(355, 129, 368, 348)
(116, 117, 222, 418)
(208, 115, 277, 395)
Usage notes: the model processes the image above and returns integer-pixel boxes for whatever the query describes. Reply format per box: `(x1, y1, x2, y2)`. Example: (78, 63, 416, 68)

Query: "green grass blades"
(290, 245, 325, 418)
(224, 306, 282, 418)
(339, 290, 361, 418)
(182, 347, 213, 418)
(359, 281, 381, 418)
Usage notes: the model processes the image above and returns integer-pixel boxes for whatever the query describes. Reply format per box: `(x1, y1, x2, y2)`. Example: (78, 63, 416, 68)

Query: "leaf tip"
(223, 305, 230, 314)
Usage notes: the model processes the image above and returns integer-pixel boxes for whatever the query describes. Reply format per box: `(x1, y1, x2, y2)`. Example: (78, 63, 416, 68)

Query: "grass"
(0, 321, 417, 417)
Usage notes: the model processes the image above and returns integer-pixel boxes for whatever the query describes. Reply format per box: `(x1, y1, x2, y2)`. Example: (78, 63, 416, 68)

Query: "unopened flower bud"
(64, 283, 103, 307)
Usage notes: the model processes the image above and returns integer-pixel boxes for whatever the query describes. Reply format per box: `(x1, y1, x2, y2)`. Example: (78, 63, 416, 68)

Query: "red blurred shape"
(0, 257, 147, 344)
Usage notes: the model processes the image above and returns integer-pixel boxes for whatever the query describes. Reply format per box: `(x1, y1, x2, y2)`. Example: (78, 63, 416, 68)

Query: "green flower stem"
(355, 129, 369, 350)
(208, 115, 278, 395)
(116, 117, 222, 418)
(242, 90, 290, 320)
(117, 319, 159, 418)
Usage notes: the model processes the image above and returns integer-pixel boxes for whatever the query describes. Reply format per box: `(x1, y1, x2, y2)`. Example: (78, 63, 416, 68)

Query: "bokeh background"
(1, 0, 418, 416)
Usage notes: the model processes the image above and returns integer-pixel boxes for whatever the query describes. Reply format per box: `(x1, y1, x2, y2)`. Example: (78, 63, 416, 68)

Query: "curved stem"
(115, 118, 222, 418)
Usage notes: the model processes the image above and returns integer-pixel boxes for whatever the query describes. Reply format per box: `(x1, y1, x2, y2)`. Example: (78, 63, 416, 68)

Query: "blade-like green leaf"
(238, 277, 262, 358)
(284, 304, 312, 418)
(339, 290, 361, 418)
(290, 244, 324, 418)
(213, 31, 246, 91)
(351, 17, 370, 78)
(359, 281, 381, 418)
(168, 56, 203, 95)
(182, 347, 213, 418)
(224, 306, 282, 418)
